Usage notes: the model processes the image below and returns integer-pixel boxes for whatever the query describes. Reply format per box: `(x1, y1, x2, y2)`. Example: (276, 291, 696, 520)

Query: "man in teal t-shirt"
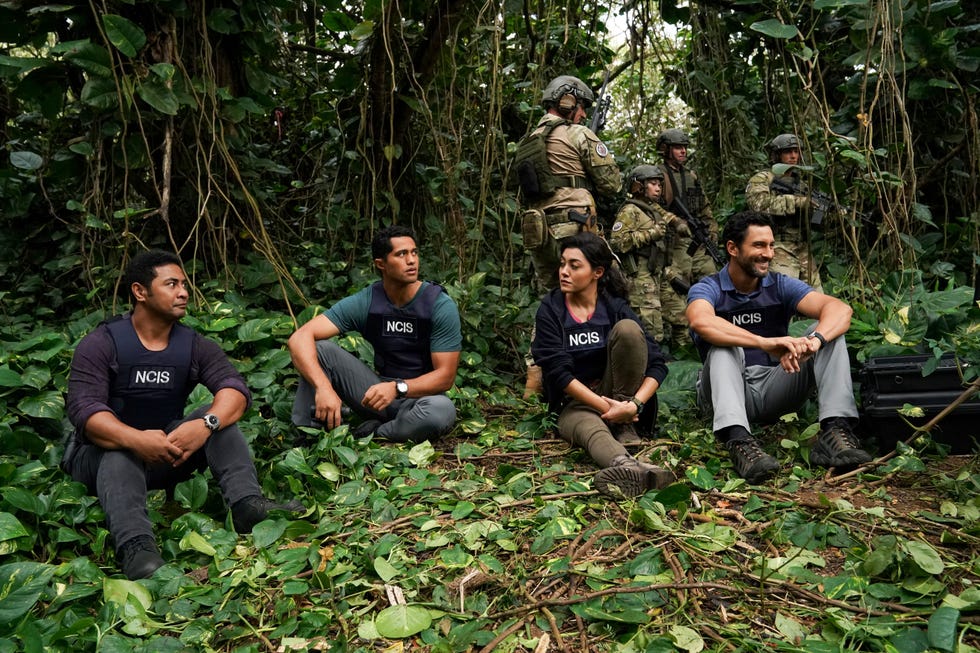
(288, 225, 462, 442)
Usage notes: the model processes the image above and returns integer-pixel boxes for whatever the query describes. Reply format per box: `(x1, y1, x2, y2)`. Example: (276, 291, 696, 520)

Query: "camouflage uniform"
(609, 199, 677, 342)
(659, 165, 718, 348)
(745, 170, 823, 292)
(522, 113, 622, 292)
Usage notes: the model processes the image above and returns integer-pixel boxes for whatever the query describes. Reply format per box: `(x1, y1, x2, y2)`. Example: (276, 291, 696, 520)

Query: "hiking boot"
(594, 454, 675, 499)
(726, 437, 779, 484)
(810, 418, 872, 468)
(232, 496, 306, 534)
(117, 535, 164, 580)
(612, 422, 643, 445)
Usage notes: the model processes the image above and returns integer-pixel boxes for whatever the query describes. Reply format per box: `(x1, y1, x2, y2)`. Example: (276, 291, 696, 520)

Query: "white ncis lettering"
(568, 331, 601, 347)
(134, 369, 171, 384)
(731, 313, 762, 326)
(386, 320, 415, 334)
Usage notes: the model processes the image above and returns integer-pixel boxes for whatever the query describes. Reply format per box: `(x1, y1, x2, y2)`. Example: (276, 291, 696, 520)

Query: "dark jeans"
(66, 407, 262, 550)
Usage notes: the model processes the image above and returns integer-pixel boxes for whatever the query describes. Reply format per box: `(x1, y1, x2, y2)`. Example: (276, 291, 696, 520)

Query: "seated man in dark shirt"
(63, 250, 303, 580)
(288, 225, 461, 442)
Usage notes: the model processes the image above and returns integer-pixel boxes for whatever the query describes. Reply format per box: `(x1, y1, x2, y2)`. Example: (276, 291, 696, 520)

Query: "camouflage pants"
(660, 239, 717, 348)
(772, 235, 822, 293)
(627, 264, 663, 342)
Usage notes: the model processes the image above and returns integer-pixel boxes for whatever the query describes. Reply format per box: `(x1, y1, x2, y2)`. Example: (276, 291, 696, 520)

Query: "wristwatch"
(202, 413, 221, 432)
(630, 397, 645, 413)
(808, 331, 828, 347)
(395, 380, 409, 399)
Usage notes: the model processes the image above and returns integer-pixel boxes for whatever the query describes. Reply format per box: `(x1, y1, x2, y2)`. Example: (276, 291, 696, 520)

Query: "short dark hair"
(372, 225, 417, 261)
(721, 211, 775, 250)
(124, 249, 183, 293)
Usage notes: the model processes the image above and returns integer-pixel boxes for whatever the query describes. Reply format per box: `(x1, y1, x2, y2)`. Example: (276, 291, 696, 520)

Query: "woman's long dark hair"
(560, 233, 630, 299)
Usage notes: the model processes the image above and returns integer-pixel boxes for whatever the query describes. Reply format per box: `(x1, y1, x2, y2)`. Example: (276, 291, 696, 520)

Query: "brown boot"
(594, 454, 675, 499)
(523, 364, 543, 399)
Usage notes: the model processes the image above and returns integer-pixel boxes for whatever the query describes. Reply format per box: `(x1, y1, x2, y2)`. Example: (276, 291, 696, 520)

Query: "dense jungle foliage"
(1, 0, 979, 651)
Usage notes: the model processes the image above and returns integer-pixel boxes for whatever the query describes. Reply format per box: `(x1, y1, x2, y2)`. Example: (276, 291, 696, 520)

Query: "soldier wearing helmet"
(608, 165, 691, 345)
(745, 133, 822, 291)
(655, 129, 719, 350)
(515, 75, 622, 397)
(515, 75, 622, 290)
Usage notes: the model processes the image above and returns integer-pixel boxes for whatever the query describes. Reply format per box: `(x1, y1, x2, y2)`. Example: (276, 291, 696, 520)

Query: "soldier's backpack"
(513, 120, 567, 200)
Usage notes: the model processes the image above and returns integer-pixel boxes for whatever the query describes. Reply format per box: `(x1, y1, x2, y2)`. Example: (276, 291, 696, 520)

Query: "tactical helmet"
(766, 133, 801, 161)
(628, 164, 664, 184)
(541, 75, 595, 110)
(627, 164, 665, 194)
(656, 129, 690, 154)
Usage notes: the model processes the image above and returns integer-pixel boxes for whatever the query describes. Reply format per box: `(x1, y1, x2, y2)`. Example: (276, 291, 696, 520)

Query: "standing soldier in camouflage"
(656, 129, 718, 350)
(514, 74, 622, 395)
(609, 165, 690, 343)
(745, 133, 823, 291)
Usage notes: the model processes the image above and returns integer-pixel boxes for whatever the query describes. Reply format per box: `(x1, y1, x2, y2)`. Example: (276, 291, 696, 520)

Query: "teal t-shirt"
(326, 281, 463, 352)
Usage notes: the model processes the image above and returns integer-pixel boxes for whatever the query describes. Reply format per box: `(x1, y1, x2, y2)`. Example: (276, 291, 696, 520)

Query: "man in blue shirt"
(288, 225, 462, 442)
(686, 211, 871, 483)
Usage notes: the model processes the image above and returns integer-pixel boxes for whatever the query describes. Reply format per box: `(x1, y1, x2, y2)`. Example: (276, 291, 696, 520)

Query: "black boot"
(116, 535, 164, 580)
(231, 496, 306, 534)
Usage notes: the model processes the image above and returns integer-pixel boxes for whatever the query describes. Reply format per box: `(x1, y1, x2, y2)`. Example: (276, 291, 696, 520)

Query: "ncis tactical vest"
(106, 316, 194, 430)
(692, 274, 796, 367)
(364, 282, 444, 379)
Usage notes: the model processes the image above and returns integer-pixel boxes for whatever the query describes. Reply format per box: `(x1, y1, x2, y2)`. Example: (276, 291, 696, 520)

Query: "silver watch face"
(203, 414, 220, 431)
(396, 381, 408, 396)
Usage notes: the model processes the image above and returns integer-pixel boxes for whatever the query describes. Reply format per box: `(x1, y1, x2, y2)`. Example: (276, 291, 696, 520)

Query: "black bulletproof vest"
(106, 316, 193, 430)
(364, 282, 443, 379)
(562, 298, 612, 385)
(693, 274, 795, 367)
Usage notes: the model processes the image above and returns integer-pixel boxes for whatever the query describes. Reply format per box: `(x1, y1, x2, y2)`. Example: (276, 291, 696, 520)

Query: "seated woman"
(532, 232, 676, 498)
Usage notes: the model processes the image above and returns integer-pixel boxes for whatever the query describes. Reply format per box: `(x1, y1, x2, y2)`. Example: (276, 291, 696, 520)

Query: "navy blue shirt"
(687, 265, 812, 366)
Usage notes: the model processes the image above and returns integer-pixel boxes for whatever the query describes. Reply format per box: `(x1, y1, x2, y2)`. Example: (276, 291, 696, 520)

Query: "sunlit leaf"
(374, 604, 431, 638)
(749, 19, 799, 39)
(102, 15, 146, 58)
(0, 562, 55, 624)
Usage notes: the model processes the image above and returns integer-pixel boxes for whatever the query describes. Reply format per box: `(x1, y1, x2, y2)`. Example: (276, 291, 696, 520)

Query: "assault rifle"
(770, 172, 872, 227)
(670, 197, 727, 268)
(589, 70, 612, 135)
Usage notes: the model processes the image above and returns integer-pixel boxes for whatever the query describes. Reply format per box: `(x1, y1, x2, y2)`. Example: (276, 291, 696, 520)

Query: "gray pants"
(697, 334, 859, 434)
(291, 340, 456, 443)
(556, 320, 651, 468)
(66, 407, 262, 550)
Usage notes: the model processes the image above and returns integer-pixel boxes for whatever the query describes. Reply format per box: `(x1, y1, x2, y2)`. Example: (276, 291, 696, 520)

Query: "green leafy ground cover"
(1, 295, 979, 653)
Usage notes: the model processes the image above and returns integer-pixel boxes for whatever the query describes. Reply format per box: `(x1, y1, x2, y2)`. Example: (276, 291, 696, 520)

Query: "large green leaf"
(137, 79, 179, 115)
(374, 604, 431, 638)
(81, 76, 120, 110)
(0, 366, 23, 387)
(102, 14, 146, 58)
(0, 513, 29, 541)
(0, 562, 55, 624)
(905, 540, 945, 575)
(10, 151, 43, 171)
(18, 391, 64, 419)
(749, 19, 800, 39)
(927, 606, 959, 652)
(63, 40, 112, 77)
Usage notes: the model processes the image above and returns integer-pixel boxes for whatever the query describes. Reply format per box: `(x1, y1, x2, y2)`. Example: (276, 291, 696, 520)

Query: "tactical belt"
(557, 176, 590, 189)
(545, 208, 593, 227)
